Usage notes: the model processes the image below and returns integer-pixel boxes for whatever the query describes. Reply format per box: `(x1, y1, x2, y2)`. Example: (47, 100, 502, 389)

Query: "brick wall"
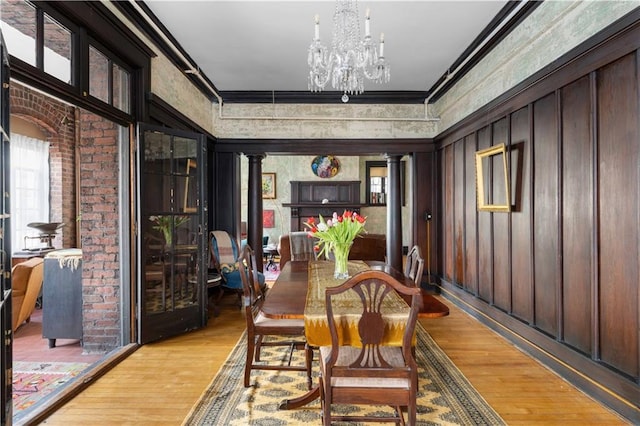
(78, 110, 121, 353)
(10, 82, 77, 248)
(11, 83, 121, 354)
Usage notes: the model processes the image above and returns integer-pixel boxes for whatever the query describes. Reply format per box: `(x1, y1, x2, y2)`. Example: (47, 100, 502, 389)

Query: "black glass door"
(137, 124, 207, 344)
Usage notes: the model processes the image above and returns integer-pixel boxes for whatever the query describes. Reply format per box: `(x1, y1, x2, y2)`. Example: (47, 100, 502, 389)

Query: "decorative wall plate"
(311, 155, 340, 178)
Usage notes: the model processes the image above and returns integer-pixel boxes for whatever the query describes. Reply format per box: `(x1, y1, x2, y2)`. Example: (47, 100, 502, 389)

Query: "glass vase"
(332, 242, 352, 279)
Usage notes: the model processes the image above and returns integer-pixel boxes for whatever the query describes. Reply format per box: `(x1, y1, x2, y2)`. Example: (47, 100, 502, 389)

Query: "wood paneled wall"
(435, 13, 640, 422)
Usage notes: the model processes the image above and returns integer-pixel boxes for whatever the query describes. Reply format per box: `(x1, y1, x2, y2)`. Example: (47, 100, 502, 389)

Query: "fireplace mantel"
(283, 181, 363, 231)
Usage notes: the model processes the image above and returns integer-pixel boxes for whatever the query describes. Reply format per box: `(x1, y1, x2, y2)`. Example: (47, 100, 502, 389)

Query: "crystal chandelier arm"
(308, 41, 333, 91)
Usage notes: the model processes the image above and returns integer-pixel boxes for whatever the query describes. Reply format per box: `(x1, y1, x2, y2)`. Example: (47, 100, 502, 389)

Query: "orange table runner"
(304, 260, 411, 347)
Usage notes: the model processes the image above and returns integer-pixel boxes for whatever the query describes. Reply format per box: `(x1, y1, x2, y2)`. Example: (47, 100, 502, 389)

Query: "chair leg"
(244, 333, 256, 388)
(235, 289, 242, 308)
(254, 335, 264, 361)
(320, 376, 331, 426)
(305, 344, 313, 390)
(407, 402, 416, 426)
(394, 406, 406, 426)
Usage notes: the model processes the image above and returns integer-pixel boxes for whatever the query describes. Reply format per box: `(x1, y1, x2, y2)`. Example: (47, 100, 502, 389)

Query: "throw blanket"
(211, 231, 237, 264)
(289, 231, 317, 261)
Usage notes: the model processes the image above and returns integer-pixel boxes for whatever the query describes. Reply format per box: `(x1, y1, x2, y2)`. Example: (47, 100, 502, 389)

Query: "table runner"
(304, 260, 411, 347)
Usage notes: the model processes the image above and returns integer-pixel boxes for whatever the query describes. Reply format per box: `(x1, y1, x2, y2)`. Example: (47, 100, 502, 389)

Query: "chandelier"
(308, 0, 390, 103)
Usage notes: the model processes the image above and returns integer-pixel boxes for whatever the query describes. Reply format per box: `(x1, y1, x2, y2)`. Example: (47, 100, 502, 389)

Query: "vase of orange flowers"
(304, 210, 367, 279)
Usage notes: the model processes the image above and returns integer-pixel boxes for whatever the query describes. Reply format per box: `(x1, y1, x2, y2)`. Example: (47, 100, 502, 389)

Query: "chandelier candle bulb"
(315, 14, 320, 40)
(380, 33, 384, 57)
(365, 9, 370, 36)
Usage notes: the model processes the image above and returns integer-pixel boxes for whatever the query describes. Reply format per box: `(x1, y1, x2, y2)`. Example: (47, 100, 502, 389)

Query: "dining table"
(260, 259, 449, 410)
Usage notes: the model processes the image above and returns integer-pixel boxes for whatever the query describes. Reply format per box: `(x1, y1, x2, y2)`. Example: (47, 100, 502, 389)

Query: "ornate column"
(247, 154, 265, 271)
(386, 154, 404, 272)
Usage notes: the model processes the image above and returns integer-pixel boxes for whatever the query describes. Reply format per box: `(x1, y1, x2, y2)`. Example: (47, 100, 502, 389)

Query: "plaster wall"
(103, 2, 215, 133)
(214, 103, 437, 139)
(433, 1, 639, 132)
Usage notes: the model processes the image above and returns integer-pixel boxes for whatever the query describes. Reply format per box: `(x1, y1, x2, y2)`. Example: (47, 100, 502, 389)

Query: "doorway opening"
(10, 81, 126, 422)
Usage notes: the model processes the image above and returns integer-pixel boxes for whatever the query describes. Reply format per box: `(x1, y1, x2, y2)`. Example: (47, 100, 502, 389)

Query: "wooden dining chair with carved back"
(404, 245, 424, 287)
(238, 244, 313, 389)
(319, 270, 422, 425)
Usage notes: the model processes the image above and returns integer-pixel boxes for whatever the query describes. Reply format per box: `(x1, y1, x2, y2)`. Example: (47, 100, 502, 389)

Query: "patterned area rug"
(183, 324, 505, 425)
(263, 264, 280, 282)
(13, 361, 89, 412)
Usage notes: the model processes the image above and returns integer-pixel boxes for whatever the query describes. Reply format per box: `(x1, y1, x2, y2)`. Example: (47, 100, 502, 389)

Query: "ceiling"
(141, 1, 512, 102)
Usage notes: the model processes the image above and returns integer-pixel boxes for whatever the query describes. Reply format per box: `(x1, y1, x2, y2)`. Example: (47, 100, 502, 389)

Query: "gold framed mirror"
(475, 143, 510, 212)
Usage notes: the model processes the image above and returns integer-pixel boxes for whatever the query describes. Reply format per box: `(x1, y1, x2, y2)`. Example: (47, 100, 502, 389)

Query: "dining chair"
(404, 245, 424, 286)
(319, 270, 421, 425)
(238, 244, 313, 389)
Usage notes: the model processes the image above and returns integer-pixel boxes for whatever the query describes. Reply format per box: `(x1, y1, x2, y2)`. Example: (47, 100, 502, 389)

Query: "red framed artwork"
(263, 209, 275, 228)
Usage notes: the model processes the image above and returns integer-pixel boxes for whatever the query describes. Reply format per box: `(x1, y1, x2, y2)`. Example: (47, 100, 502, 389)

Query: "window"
(1, 1, 134, 116)
(112, 63, 130, 113)
(89, 43, 131, 114)
(43, 13, 72, 84)
(89, 45, 109, 103)
(10, 134, 50, 251)
(0, 1, 73, 83)
(0, 0, 37, 67)
(365, 160, 406, 206)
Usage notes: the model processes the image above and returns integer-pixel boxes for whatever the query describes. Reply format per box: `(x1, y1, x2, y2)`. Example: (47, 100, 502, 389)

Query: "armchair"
(11, 257, 44, 332)
(210, 231, 265, 304)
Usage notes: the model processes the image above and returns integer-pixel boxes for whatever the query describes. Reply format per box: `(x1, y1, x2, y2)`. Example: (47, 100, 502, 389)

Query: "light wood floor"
(39, 293, 628, 425)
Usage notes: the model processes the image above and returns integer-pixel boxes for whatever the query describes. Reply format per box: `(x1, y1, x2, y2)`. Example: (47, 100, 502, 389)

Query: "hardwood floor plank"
(39, 294, 629, 425)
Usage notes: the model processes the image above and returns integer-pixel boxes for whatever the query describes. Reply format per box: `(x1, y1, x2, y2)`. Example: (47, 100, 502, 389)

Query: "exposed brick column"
(77, 110, 121, 353)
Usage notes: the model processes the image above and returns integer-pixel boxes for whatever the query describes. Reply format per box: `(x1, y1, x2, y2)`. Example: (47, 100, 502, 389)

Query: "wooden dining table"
(261, 259, 449, 410)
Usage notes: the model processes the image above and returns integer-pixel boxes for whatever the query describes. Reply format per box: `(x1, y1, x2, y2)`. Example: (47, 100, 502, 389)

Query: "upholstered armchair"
(210, 230, 265, 299)
(11, 257, 44, 332)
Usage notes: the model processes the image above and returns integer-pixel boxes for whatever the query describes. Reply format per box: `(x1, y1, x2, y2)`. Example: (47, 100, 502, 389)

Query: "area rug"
(13, 361, 89, 412)
(183, 324, 505, 425)
(263, 264, 280, 282)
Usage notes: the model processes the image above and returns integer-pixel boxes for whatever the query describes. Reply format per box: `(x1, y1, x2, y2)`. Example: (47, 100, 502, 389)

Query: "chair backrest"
(210, 230, 240, 269)
(405, 245, 424, 286)
(237, 244, 264, 322)
(324, 270, 421, 374)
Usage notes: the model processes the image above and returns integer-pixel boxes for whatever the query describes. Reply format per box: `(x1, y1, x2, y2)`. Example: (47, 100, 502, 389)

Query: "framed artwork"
(475, 143, 511, 212)
(262, 173, 276, 199)
(311, 155, 340, 178)
(263, 209, 275, 228)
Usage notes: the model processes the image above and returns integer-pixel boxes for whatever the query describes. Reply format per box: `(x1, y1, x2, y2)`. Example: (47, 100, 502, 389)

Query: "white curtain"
(10, 134, 50, 252)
